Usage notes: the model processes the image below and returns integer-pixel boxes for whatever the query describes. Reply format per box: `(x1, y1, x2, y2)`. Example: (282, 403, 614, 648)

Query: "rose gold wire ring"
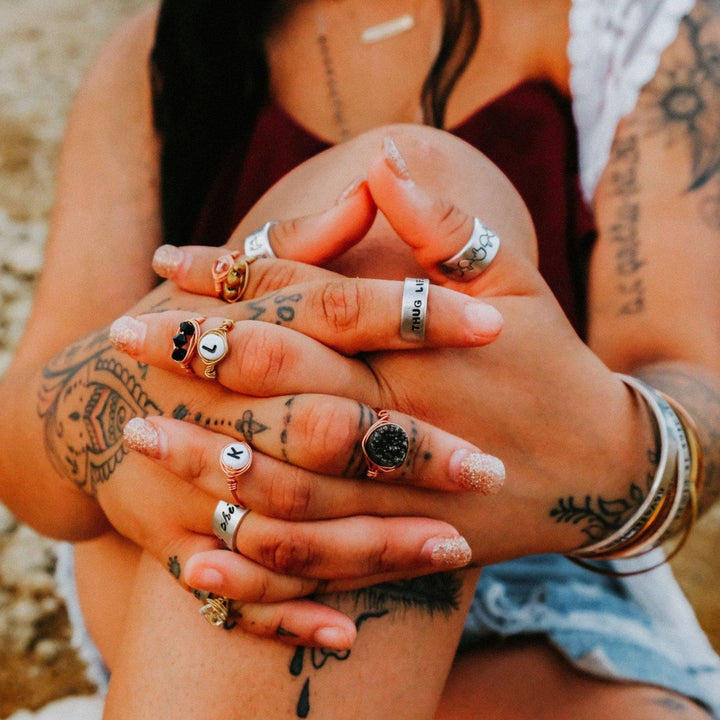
(361, 409, 409, 478)
(171, 317, 206, 375)
(219, 442, 253, 503)
(212, 252, 257, 303)
(197, 319, 234, 379)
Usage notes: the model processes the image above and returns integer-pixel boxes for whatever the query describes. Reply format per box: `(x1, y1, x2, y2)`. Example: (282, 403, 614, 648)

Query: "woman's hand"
(150, 136, 654, 569)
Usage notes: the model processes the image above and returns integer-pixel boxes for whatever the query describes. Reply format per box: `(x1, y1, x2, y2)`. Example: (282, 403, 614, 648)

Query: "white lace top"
(568, 0, 696, 203)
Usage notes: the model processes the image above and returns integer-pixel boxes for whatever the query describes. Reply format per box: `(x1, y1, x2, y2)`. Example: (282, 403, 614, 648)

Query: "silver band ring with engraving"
(244, 221, 277, 259)
(400, 278, 429, 342)
(212, 500, 252, 552)
(440, 217, 501, 280)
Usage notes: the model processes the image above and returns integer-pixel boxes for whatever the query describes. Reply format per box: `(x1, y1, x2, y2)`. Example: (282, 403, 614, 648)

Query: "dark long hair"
(150, 0, 481, 245)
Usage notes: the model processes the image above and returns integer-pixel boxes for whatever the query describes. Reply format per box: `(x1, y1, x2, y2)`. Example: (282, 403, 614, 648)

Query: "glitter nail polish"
(109, 316, 146, 356)
(152, 244, 184, 278)
(123, 417, 162, 458)
(428, 537, 472, 568)
(454, 451, 506, 495)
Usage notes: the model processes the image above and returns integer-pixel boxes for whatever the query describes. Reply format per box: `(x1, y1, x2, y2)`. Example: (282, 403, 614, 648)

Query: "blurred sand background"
(0, 0, 718, 716)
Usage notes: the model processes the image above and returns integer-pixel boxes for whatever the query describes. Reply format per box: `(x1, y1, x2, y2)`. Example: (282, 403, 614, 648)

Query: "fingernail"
(383, 135, 410, 180)
(450, 450, 506, 494)
(464, 302, 503, 339)
(186, 566, 224, 593)
(109, 315, 146, 356)
(123, 417, 163, 459)
(313, 626, 353, 650)
(337, 175, 365, 203)
(423, 537, 472, 568)
(152, 244, 184, 278)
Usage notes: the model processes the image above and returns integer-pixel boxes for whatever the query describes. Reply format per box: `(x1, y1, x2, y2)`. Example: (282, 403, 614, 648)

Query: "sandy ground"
(0, 1, 718, 717)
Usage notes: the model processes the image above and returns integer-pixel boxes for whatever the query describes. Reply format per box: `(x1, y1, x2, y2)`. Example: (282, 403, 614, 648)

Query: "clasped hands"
(103, 137, 642, 648)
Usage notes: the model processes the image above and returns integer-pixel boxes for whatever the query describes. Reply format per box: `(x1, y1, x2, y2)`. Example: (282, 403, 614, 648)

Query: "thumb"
(367, 135, 513, 292)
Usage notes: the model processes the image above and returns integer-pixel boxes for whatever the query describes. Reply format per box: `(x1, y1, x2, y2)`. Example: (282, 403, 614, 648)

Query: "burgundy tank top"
(194, 80, 596, 336)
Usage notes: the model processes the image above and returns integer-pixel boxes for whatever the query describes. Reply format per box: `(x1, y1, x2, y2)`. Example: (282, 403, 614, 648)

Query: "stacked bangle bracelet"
(567, 374, 701, 576)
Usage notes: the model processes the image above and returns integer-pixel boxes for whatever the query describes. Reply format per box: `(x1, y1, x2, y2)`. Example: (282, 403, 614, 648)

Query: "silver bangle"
(440, 218, 500, 280)
(244, 221, 277, 259)
(212, 501, 251, 552)
(400, 278, 429, 342)
(570, 374, 679, 558)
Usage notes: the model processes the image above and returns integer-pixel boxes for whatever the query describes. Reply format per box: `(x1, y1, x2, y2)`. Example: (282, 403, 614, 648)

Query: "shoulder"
(73, 5, 158, 118)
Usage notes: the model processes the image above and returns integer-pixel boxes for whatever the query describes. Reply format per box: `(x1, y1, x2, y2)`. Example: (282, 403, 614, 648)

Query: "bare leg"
(436, 638, 712, 720)
(90, 548, 479, 720)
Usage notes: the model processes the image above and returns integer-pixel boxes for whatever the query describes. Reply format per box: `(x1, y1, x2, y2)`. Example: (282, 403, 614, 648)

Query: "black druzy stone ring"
(361, 410, 409, 478)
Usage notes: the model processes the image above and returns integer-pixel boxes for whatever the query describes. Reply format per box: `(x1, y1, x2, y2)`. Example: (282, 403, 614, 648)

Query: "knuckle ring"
(171, 317, 206, 374)
(212, 500, 252, 552)
(400, 278, 429, 342)
(361, 410, 409, 478)
(220, 441, 253, 503)
(440, 217, 501, 280)
(197, 319, 234, 379)
(213, 252, 257, 303)
(244, 221, 277, 259)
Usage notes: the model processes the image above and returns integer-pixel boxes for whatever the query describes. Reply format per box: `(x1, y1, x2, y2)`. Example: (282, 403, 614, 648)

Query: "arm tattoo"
(288, 574, 462, 718)
(637, 1, 720, 226)
(606, 134, 646, 316)
(38, 331, 162, 495)
(549, 446, 659, 544)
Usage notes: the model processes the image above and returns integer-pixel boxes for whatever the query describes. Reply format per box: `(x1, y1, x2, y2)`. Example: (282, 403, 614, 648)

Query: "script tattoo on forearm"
(38, 332, 162, 495)
(637, 0, 720, 227)
(289, 574, 462, 718)
(549, 444, 659, 544)
(606, 134, 646, 316)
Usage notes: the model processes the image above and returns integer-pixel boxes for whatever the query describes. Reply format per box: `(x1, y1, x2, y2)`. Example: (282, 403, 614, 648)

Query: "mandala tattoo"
(38, 332, 161, 495)
(287, 574, 461, 718)
(636, 0, 720, 223)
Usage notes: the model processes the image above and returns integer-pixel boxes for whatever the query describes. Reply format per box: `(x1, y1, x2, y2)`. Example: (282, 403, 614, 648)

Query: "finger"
(225, 599, 357, 650)
(367, 135, 536, 294)
(124, 416, 416, 520)
(123, 399, 506, 495)
(110, 278, 503, 370)
(111, 311, 381, 402)
(151, 178, 376, 289)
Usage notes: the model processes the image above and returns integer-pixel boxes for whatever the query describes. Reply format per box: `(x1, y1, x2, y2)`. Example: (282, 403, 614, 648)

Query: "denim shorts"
(462, 553, 720, 717)
(57, 545, 720, 716)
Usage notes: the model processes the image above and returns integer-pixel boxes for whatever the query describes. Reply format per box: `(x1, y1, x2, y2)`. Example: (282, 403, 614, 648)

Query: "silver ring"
(440, 218, 500, 280)
(212, 501, 251, 552)
(244, 221, 277, 259)
(400, 278, 429, 342)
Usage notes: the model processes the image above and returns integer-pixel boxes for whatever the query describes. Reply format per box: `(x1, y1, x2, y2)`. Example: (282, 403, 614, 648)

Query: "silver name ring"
(244, 221, 277, 259)
(400, 278, 429, 342)
(212, 501, 251, 552)
(440, 218, 501, 280)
